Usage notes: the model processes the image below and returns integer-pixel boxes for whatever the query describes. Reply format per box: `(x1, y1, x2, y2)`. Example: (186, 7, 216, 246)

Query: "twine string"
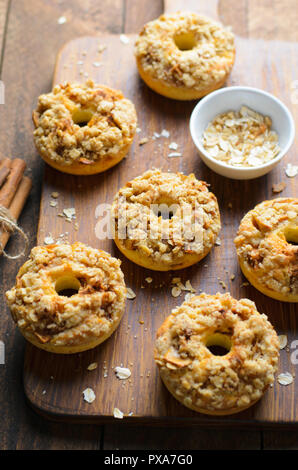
(0, 205, 28, 259)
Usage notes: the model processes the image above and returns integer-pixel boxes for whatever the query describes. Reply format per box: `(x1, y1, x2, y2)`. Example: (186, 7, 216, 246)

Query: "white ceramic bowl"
(189, 86, 295, 179)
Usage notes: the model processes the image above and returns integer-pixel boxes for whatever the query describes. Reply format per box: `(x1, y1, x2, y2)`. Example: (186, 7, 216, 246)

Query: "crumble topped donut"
(6, 242, 126, 353)
(32, 80, 137, 175)
(111, 169, 221, 271)
(235, 198, 298, 302)
(135, 12, 235, 100)
(155, 293, 279, 415)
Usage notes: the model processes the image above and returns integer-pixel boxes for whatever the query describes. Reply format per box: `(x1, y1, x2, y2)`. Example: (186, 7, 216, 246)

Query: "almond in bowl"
(202, 106, 280, 167)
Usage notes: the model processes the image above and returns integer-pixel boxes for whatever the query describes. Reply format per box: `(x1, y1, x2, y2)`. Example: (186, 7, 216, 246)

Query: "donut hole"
(284, 226, 298, 246)
(205, 333, 232, 356)
(152, 202, 179, 220)
(72, 108, 94, 127)
(174, 32, 197, 51)
(55, 275, 81, 297)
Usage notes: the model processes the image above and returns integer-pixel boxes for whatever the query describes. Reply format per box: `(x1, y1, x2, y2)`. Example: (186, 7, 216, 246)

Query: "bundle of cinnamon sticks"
(0, 157, 32, 255)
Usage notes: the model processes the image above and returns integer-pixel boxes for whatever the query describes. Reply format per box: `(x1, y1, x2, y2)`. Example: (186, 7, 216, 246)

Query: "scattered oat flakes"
(169, 142, 178, 150)
(202, 106, 280, 167)
(92, 61, 102, 67)
(272, 182, 286, 193)
(161, 129, 170, 138)
(277, 372, 293, 386)
(215, 237, 221, 246)
(230, 274, 235, 281)
(120, 34, 130, 44)
(126, 287, 136, 300)
(168, 152, 182, 158)
(113, 407, 124, 419)
(63, 207, 76, 221)
(82, 388, 96, 403)
(136, 127, 141, 133)
(184, 280, 196, 292)
(97, 44, 106, 53)
(87, 362, 98, 371)
(145, 277, 153, 284)
(115, 366, 131, 380)
(171, 286, 181, 297)
(219, 280, 227, 289)
(285, 163, 298, 178)
(50, 201, 57, 207)
(278, 335, 288, 350)
(57, 16, 67, 25)
(240, 282, 250, 287)
(139, 137, 149, 145)
(44, 235, 54, 245)
(51, 192, 59, 198)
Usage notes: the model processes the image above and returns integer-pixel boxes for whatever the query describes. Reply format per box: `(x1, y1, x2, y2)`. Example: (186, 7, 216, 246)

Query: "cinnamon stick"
(0, 158, 26, 208)
(0, 158, 11, 187)
(0, 176, 32, 252)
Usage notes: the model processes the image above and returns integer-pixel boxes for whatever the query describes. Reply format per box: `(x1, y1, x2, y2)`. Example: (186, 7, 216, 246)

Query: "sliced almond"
(164, 350, 191, 368)
(87, 362, 98, 371)
(113, 407, 124, 419)
(126, 287, 136, 300)
(82, 388, 96, 403)
(277, 372, 293, 386)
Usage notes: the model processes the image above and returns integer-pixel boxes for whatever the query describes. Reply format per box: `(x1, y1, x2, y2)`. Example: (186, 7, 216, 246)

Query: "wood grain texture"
(24, 21, 298, 424)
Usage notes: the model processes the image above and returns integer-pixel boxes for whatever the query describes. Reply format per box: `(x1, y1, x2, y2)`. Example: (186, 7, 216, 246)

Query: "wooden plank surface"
(0, 0, 297, 450)
(22, 0, 298, 425)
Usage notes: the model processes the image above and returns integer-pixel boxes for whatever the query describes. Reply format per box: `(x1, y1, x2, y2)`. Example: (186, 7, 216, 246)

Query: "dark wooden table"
(0, 0, 297, 450)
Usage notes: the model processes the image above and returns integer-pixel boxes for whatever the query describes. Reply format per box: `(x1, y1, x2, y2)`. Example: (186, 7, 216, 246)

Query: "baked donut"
(235, 198, 298, 302)
(32, 80, 137, 175)
(111, 169, 221, 271)
(5, 242, 126, 354)
(135, 12, 235, 100)
(155, 292, 279, 415)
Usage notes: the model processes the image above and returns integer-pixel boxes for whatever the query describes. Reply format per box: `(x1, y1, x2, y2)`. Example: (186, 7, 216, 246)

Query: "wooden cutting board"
(24, 0, 298, 425)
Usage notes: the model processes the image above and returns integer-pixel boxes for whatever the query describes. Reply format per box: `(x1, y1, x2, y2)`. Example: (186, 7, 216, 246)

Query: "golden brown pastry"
(155, 293, 279, 415)
(235, 198, 298, 302)
(6, 242, 126, 353)
(111, 169, 221, 271)
(33, 80, 137, 175)
(135, 12, 235, 100)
